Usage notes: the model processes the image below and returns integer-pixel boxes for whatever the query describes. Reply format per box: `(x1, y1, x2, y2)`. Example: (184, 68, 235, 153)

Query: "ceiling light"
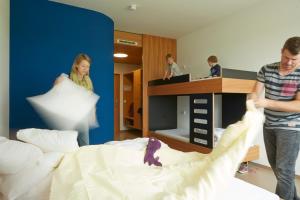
(128, 4, 137, 11)
(114, 53, 128, 58)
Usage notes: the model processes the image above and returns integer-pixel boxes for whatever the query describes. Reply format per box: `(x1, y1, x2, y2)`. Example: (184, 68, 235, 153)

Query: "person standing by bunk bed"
(163, 53, 183, 80)
(251, 36, 300, 200)
(207, 55, 221, 77)
(55, 53, 95, 146)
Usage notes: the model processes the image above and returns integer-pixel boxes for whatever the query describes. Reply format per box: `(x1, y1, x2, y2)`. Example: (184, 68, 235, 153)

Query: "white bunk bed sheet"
(155, 128, 226, 146)
(155, 128, 190, 142)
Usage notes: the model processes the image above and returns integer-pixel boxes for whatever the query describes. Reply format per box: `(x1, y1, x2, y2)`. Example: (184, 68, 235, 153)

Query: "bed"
(0, 101, 279, 200)
(0, 137, 278, 200)
(217, 177, 278, 200)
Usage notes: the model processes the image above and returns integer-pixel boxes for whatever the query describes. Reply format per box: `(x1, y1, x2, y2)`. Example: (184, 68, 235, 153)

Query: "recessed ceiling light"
(114, 53, 128, 58)
(128, 4, 137, 11)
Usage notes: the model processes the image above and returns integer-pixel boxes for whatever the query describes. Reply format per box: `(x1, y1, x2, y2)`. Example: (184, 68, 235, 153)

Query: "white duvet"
(50, 100, 264, 200)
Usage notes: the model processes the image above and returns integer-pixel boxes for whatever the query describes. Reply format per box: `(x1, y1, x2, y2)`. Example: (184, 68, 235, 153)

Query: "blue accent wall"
(10, 0, 114, 144)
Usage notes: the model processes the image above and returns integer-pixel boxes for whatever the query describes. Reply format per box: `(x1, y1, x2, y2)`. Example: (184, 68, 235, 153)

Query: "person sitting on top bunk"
(163, 53, 183, 80)
(207, 55, 222, 77)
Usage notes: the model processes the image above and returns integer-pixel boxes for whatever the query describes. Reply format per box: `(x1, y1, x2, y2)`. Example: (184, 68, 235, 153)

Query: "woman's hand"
(54, 75, 65, 86)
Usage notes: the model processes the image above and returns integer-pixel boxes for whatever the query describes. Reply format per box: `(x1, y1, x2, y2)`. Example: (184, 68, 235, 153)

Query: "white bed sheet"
(106, 138, 279, 200)
(2, 173, 279, 200)
(8, 132, 279, 200)
(215, 177, 279, 200)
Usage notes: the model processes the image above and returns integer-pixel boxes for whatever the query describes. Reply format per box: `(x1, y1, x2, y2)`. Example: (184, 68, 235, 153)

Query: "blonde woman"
(55, 53, 96, 146)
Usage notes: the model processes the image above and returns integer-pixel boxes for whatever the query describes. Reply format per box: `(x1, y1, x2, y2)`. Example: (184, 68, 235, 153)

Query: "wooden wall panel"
(114, 44, 142, 65)
(114, 30, 142, 47)
(143, 35, 176, 81)
(114, 31, 143, 65)
(142, 35, 177, 136)
(123, 73, 133, 119)
(133, 69, 142, 129)
(114, 74, 120, 140)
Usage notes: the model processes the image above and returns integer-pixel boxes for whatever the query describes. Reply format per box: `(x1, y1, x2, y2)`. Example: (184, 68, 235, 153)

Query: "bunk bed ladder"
(190, 93, 214, 149)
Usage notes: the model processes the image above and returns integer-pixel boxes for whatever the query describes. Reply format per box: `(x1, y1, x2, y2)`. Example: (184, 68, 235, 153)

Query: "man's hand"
(254, 99, 269, 108)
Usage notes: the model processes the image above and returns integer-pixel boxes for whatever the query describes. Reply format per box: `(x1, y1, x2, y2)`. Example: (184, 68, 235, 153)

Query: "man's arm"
(249, 81, 265, 101)
(255, 92, 300, 112)
(253, 80, 300, 112)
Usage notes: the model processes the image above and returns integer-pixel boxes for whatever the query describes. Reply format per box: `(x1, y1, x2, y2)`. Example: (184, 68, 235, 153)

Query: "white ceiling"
(52, 0, 268, 39)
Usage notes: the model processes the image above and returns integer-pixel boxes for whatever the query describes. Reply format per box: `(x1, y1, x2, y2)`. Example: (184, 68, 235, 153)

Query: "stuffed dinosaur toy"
(144, 137, 162, 167)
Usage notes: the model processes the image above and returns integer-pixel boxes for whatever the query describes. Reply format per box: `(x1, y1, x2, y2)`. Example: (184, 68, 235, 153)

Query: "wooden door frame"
(114, 73, 121, 140)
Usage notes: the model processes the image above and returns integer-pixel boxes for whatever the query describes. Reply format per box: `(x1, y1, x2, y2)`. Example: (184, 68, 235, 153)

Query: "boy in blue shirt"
(207, 55, 221, 77)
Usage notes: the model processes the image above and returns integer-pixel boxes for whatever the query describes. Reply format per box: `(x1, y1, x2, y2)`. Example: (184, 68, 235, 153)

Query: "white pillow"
(17, 128, 79, 153)
(27, 74, 99, 132)
(0, 152, 63, 200)
(0, 138, 43, 175)
(16, 171, 53, 200)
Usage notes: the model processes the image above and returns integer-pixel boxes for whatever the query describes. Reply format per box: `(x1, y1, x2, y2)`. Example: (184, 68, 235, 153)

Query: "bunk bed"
(147, 69, 259, 162)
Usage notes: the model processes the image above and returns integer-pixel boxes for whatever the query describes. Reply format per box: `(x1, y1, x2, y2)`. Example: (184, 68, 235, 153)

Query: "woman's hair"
(70, 53, 94, 91)
(71, 53, 92, 75)
(283, 36, 300, 55)
(207, 55, 218, 63)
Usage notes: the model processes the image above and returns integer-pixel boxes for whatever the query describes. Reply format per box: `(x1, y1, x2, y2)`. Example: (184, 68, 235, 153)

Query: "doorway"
(114, 42, 143, 140)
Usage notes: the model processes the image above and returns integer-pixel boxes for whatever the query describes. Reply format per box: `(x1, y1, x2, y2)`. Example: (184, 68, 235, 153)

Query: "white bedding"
(218, 177, 279, 200)
(1, 135, 278, 200)
(12, 168, 278, 200)
(107, 138, 279, 200)
(1, 101, 279, 200)
(49, 101, 273, 200)
(16, 172, 278, 200)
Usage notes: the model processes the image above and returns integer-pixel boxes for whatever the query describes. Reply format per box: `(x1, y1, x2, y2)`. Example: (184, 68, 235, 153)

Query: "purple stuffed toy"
(144, 137, 162, 167)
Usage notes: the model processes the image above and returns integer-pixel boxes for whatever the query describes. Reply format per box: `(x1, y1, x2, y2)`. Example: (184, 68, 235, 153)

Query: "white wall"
(177, 96, 189, 130)
(177, 0, 300, 175)
(0, 0, 9, 138)
(114, 63, 140, 130)
(177, 94, 222, 130)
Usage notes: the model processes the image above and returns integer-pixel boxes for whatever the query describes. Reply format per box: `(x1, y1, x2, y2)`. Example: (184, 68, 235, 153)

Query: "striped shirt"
(257, 62, 300, 130)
